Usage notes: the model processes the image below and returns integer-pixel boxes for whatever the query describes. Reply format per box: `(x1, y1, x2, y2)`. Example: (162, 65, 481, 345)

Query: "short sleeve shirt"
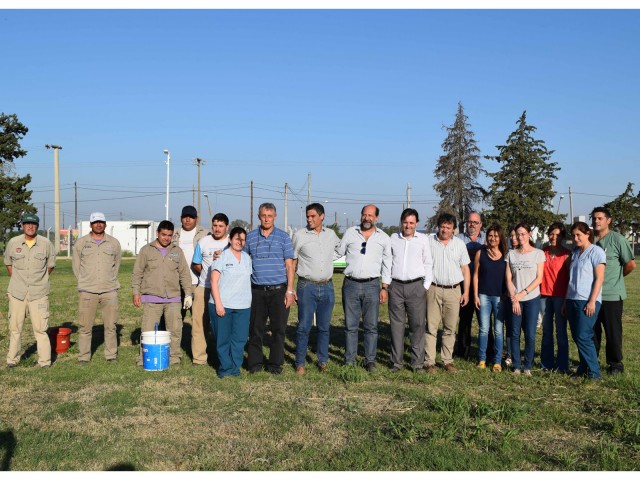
(596, 231, 634, 301)
(244, 227, 294, 285)
(566, 245, 607, 302)
(540, 246, 570, 297)
(4, 234, 56, 301)
(505, 248, 545, 301)
(192, 235, 230, 288)
(209, 249, 253, 309)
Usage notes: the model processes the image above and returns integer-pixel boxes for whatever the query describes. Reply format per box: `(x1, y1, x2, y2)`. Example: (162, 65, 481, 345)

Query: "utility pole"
(284, 183, 289, 231)
(163, 149, 170, 220)
(42, 203, 46, 231)
(74, 181, 78, 231)
(45, 144, 62, 253)
(334, 211, 337, 225)
(407, 182, 411, 208)
(250, 180, 254, 230)
(307, 172, 311, 205)
(192, 185, 195, 206)
(194, 158, 206, 216)
(569, 186, 574, 223)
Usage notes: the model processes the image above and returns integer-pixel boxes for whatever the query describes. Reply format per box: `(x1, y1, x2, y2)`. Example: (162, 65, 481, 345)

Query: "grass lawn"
(1, 257, 639, 471)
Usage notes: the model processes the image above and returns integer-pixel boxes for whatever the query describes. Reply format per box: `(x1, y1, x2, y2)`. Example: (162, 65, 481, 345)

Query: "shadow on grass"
(105, 462, 136, 471)
(0, 429, 16, 471)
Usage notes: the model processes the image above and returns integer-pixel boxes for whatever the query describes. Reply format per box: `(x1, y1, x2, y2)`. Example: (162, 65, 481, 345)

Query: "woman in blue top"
(473, 224, 508, 372)
(209, 227, 253, 378)
(564, 222, 606, 380)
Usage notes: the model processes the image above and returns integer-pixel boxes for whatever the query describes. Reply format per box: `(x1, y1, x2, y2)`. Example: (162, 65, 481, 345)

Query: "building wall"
(78, 221, 157, 255)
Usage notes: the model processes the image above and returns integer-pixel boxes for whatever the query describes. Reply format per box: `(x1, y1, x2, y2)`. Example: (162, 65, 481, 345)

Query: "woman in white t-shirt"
(505, 223, 545, 376)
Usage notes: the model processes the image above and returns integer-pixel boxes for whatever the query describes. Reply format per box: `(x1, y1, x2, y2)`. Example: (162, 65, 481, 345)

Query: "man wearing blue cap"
(4, 214, 56, 368)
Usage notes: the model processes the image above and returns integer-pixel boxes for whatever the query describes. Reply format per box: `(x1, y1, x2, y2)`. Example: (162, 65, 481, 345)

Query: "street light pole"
(203, 193, 213, 223)
(45, 144, 62, 253)
(556, 195, 565, 215)
(164, 149, 170, 220)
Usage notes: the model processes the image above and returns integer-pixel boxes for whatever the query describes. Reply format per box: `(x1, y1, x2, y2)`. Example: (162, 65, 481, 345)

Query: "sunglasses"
(360, 242, 367, 254)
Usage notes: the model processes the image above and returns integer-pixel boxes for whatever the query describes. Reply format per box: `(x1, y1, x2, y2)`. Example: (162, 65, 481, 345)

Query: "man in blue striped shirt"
(244, 203, 295, 374)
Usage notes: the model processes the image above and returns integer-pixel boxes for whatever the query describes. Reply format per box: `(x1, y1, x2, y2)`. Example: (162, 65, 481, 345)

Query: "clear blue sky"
(2, 9, 638, 230)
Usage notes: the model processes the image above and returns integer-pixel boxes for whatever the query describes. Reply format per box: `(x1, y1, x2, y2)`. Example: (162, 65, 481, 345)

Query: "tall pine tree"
(0, 112, 35, 250)
(484, 111, 559, 231)
(431, 102, 486, 230)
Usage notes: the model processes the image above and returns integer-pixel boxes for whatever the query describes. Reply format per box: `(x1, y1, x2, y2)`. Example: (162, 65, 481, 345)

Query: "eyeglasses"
(467, 220, 480, 225)
(360, 242, 367, 254)
(256, 236, 273, 259)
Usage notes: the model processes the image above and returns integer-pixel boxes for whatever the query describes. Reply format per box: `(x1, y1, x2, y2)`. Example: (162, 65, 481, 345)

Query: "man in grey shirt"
(389, 208, 433, 372)
(336, 204, 392, 372)
(292, 203, 340, 375)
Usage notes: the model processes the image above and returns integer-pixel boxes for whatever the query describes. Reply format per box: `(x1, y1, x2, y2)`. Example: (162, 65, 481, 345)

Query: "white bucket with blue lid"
(141, 325, 170, 371)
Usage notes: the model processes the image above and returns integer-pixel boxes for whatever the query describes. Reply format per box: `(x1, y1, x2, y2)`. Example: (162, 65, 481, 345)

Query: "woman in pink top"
(540, 222, 571, 373)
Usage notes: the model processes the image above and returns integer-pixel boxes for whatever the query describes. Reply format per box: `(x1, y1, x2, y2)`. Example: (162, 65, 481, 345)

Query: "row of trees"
(432, 103, 561, 232)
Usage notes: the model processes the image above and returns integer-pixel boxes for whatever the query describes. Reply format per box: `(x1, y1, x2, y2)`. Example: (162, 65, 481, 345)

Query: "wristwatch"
(287, 290, 296, 295)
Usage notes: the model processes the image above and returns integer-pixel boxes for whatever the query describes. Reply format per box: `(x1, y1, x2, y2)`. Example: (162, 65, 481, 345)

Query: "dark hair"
(157, 220, 174, 232)
(437, 212, 457, 229)
(400, 208, 419, 223)
(229, 226, 247, 240)
(591, 206, 611, 219)
(361, 204, 379, 217)
(486, 224, 507, 257)
(212, 213, 229, 225)
(514, 222, 535, 246)
(547, 222, 566, 238)
(306, 203, 325, 216)
(570, 221, 591, 236)
(259, 202, 277, 214)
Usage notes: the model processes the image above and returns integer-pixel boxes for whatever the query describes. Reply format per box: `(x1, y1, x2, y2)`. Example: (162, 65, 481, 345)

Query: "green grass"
(1, 258, 639, 470)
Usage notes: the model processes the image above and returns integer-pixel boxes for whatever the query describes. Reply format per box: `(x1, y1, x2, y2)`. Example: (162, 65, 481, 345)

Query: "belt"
(392, 277, 424, 285)
(298, 277, 333, 286)
(251, 283, 287, 291)
(431, 282, 461, 289)
(345, 276, 379, 283)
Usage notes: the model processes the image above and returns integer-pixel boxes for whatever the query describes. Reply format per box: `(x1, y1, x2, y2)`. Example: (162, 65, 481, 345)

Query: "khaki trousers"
(137, 302, 182, 366)
(190, 286, 211, 365)
(78, 291, 119, 361)
(7, 293, 51, 367)
(425, 285, 461, 367)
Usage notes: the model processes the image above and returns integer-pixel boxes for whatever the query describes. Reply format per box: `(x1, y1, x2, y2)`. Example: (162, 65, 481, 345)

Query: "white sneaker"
(524, 369, 532, 377)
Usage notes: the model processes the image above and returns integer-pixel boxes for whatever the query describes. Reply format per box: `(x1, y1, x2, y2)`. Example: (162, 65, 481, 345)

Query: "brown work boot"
(296, 366, 305, 376)
(426, 364, 437, 374)
(444, 363, 457, 373)
(318, 364, 328, 373)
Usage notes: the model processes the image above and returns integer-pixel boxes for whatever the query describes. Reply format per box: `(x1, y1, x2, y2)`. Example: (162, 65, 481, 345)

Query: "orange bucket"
(48, 327, 72, 354)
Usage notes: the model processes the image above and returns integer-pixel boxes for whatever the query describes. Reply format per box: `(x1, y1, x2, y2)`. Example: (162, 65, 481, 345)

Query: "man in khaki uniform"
(4, 214, 56, 368)
(132, 220, 193, 366)
(72, 212, 122, 364)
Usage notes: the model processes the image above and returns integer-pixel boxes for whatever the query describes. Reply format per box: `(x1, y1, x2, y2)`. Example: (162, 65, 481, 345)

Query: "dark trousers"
(594, 300, 624, 372)
(247, 286, 290, 373)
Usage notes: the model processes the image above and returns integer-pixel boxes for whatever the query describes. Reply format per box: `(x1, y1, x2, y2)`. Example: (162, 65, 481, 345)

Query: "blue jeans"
(295, 279, 335, 367)
(510, 296, 540, 370)
(342, 277, 380, 365)
(478, 294, 505, 364)
(209, 305, 250, 378)
(540, 296, 569, 372)
(567, 299, 601, 379)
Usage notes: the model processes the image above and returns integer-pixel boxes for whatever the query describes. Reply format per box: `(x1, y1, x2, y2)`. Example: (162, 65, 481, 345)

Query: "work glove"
(183, 295, 193, 310)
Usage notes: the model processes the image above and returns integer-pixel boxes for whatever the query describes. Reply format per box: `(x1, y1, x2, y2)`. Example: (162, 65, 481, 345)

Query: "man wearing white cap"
(72, 212, 122, 363)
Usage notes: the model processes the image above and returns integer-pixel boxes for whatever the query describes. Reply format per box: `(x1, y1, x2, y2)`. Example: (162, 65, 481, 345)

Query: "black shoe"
(390, 365, 402, 373)
(266, 366, 283, 375)
(79, 360, 89, 366)
(411, 366, 424, 373)
(106, 358, 117, 363)
(6, 363, 17, 369)
(366, 363, 377, 373)
(248, 367, 262, 374)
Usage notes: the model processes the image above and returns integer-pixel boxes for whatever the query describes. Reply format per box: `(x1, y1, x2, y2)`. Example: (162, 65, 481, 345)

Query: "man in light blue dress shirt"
(336, 204, 392, 372)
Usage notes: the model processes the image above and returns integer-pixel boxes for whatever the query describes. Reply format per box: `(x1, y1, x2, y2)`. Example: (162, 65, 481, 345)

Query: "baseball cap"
(21, 214, 40, 225)
(90, 212, 107, 223)
(181, 205, 198, 218)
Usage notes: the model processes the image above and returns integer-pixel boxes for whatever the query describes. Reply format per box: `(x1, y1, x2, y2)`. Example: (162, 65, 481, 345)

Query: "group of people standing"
(3, 203, 635, 381)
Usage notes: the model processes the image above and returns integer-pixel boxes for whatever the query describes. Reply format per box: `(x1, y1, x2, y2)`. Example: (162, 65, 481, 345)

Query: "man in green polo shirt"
(591, 206, 636, 375)
(4, 214, 56, 368)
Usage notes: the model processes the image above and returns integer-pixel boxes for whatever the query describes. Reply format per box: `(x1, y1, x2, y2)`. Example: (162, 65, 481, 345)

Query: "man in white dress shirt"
(388, 208, 433, 372)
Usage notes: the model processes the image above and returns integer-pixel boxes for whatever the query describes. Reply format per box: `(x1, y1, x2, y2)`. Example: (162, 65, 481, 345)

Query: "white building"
(77, 220, 158, 255)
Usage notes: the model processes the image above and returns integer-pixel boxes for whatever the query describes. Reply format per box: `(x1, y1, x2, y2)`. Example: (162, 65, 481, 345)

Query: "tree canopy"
(602, 182, 640, 237)
(430, 102, 486, 230)
(0, 113, 34, 250)
(483, 111, 560, 232)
